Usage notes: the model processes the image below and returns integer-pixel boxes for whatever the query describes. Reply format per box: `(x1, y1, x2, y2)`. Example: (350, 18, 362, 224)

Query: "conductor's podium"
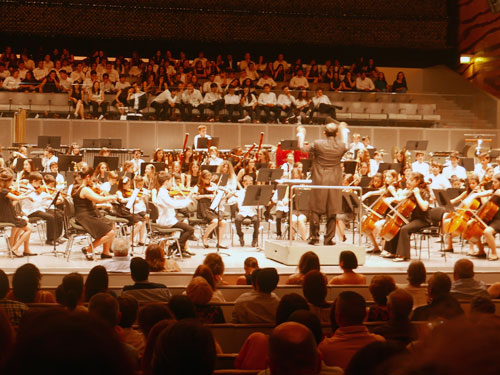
(264, 239, 366, 266)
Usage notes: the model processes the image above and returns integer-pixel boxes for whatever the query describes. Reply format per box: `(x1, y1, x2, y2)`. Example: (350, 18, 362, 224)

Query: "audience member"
(137, 303, 174, 339)
(84, 265, 112, 302)
(232, 268, 280, 323)
(101, 238, 131, 272)
(275, 293, 310, 325)
(4, 308, 135, 375)
(0, 269, 28, 329)
(193, 264, 226, 302)
(450, 259, 489, 300)
(141, 319, 177, 375)
(236, 256, 259, 285)
(367, 275, 396, 322)
(403, 260, 428, 308)
(144, 244, 181, 272)
(152, 319, 216, 375)
(57, 272, 86, 312)
(303, 270, 331, 323)
(488, 281, 500, 299)
(286, 251, 321, 285)
(329, 250, 366, 285)
(168, 295, 197, 320)
(372, 289, 418, 347)
(411, 271, 464, 321)
(122, 257, 171, 303)
(186, 276, 225, 323)
(9, 264, 55, 303)
(318, 291, 385, 369)
(117, 295, 146, 357)
(345, 341, 405, 375)
(203, 253, 227, 286)
(469, 296, 496, 317)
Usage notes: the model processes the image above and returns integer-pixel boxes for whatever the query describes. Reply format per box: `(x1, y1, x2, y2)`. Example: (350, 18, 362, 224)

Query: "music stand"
(446, 188, 464, 200)
(242, 185, 274, 249)
(405, 140, 428, 151)
(342, 191, 361, 244)
(140, 162, 166, 175)
(256, 162, 268, 170)
(58, 155, 83, 171)
(281, 140, 299, 151)
(14, 158, 43, 172)
(201, 165, 218, 173)
(82, 139, 100, 148)
(41, 190, 66, 257)
(93, 156, 119, 171)
(343, 161, 357, 175)
(359, 176, 371, 188)
(257, 168, 284, 184)
(433, 189, 456, 211)
(300, 159, 313, 174)
(37, 136, 61, 149)
(99, 139, 122, 148)
(378, 162, 402, 174)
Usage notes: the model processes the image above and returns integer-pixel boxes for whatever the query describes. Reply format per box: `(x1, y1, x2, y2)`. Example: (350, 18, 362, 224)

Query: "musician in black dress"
(0, 168, 35, 257)
(297, 121, 348, 245)
(71, 166, 117, 260)
(382, 172, 431, 262)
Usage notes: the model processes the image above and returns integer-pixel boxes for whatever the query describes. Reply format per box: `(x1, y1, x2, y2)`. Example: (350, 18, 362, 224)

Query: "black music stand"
(300, 159, 313, 175)
(41, 190, 66, 257)
(93, 156, 119, 171)
(99, 139, 122, 148)
(196, 137, 220, 149)
(433, 189, 456, 211)
(405, 140, 428, 151)
(82, 139, 100, 148)
(14, 158, 43, 172)
(343, 161, 357, 175)
(242, 185, 274, 249)
(140, 162, 166, 175)
(257, 168, 284, 184)
(58, 155, 83, 171)
(281, 140, 299, 151)
(378, 162, 402, 174)
(37, 136, 61, 149)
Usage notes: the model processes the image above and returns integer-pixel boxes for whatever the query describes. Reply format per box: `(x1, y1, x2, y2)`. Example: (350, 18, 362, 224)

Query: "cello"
(361, 191, 390, 236)
(463, 194, 500, 243)
(380, 193, 417, 241)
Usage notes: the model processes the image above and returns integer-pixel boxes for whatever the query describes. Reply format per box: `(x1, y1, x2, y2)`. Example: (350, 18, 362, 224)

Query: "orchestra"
(1, 124, 499, 263)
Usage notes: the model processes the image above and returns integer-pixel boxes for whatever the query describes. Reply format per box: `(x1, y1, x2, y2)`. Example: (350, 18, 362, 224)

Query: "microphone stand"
(210, 176, 229, 256)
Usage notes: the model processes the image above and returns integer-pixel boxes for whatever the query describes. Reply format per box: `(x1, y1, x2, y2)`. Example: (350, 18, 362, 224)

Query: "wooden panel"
(100, 121, 128, 147)
(71, 120, 99, 145)
(25, 119, 43, 145)
(157, 122, 185, 150)
(0, 118, 13, 147)
(240, 124, 266, 147)
(212, 123, 239, 150)
(423, 129, 450, 153)
(267, 125, 294, 145)
(40, 120, 71, 146)
(129, 121, 158, 155)
(370, 128, 399, 162)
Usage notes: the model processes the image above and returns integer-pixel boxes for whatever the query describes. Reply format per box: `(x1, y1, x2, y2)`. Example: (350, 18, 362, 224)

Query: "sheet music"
(210, 190, 225, 211)
(126, 188, 140, 210)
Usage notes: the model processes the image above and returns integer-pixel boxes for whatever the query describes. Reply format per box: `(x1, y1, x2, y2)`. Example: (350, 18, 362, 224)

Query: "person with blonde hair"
(144, 244, 181, 272)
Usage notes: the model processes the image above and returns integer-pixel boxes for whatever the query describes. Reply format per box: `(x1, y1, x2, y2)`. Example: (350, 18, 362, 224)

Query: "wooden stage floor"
(1, 231, 499, 284)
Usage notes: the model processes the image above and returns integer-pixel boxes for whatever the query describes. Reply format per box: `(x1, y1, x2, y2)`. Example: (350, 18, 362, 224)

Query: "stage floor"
(1, 232, 499, 280)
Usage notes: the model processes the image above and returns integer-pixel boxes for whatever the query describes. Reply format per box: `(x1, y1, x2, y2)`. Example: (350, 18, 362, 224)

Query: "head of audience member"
(193, 264, 217, 291)
(287, 310, 323, 345)
(298, 251, 320, 276)
(276, 293, 309, 325)
(345, 341, 405, 375)
(0, 269, 9, 299)
(89, 293, 120, 328)
(339, 250, 359, 272)
(152, 319, 216, 375)
(303, 270, 329, 308)
(117, 295, 139, 329)
(335, 291, 367, 328)
(130, 257, 149, 283)
(168, 295, 196, 321)
(84, 265, 109, 302)
(186, 277, 213, 306)
(427, 272, 452, 301)
(453, 258, 475, 281)
(255, 268, 279, 295)
(268, 322, 320, 375)
(137, 303, 175, 338)
(4, 308, 134, 375)
(407, 260, 426, 287)
(142, 319, 177, 375)
(387, 288, 413, 322)
(243, 257, 259, 275)
(145, 244, 166, 272)
(369, 275, 397, 307)
(470, 296, 495, 316)
(58, 272, 84, 311)
(203, 253, 225, 283)
(12, 263, 41, 303)
(111, 238, 129, 257)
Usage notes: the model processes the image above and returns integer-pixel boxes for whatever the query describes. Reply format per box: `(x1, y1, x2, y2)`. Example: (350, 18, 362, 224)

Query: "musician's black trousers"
(275, 210, 286, 236)
(29, 210, 64, 241)
(235, 214, 259, 239)
(384, 218, 428, 259)
(171, 221, 195, 250)
(309, 212, 336, 244)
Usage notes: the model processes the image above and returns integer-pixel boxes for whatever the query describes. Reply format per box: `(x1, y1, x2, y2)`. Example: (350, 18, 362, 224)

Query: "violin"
(124, 189, 144, 198)
(463, 194, 500, 242)
(380, 193, 417, 241)
(168, 188, 192, 197)
(8, 189, 22, 196)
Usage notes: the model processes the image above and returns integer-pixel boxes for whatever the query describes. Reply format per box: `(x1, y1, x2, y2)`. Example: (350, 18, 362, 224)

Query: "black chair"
(146, 202, 184, 259)
(62, 197, 95, 261)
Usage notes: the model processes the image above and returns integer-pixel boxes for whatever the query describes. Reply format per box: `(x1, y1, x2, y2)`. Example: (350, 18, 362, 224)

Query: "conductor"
(297, 121, 348, 245)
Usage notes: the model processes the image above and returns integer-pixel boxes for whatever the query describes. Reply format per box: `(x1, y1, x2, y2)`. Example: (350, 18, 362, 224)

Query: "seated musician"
(411, 151, 430, 177)
(474, 152, 491, 181)
(216, 160, 239, 192)
(99, 171, 118, 195)
(443, 174, 481, 253)
(131, 175, 148, 217)
(186, 161, 201, 188)
(280, 152, 295, 179)
(462, 174, 500, 261)
(49, 162, 66, 189)
(193, 125, 212, 150)
(130, 149, 144, 175)
(229, 174, 260, 247)
(381, 171, 431, 262)
(193, 170, 228, 249)
(272, 184, 289, 239)
(122, 161, 135, 177)
(115, 176, 147, 246)
(442, 151, 466, 180)
(362, 169, 401, 254)
(19, 159, 36, 181)
(205, 146, 223, 166)
(11, 145, 28, 170)
(171, 161, 186, 187)
(94, 162, 109, 184)
(151, 148, 167, 163)
(42, 147, 58, 173)
(22, 172, 64, 246)
(236, 159, 257, 183)
(369, 151, 383, 176)
(156, 171, 195, 258)
(290, 168, 308, 241)
(427, 163, 451, 190)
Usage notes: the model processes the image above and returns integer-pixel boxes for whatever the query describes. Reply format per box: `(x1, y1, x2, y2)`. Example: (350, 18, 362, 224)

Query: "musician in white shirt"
(194, 125, 212, 150)
(206, 146, 223, 166)
(442, 152, 467, 180)
(42, 147, 59, 173)
(130, 149, 145, 174)
(411, 152, 430, 177)
(155, 171, 195, 256)
(229, 175, 260, 247)
(369, 151, 383, 176)
(257, 84, 280, 123)
(473, 152, 491, 181)
(428, 163, 451, 190)
(281, 152, 295, 179)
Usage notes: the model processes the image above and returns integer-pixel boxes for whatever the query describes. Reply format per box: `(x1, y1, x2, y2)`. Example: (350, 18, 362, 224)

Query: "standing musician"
(381, 172, 431, 262)
(155, 171, 195, 257)
(297, 121, 348, 246)
(22, 172, 64, 246)
(71, 166, 117, 261)
(193, 169, 228, 249)
(0, 168, 35, 257)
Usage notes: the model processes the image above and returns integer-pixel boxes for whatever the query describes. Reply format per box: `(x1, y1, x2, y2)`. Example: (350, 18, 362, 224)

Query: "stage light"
(460, 55, 472, 64)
